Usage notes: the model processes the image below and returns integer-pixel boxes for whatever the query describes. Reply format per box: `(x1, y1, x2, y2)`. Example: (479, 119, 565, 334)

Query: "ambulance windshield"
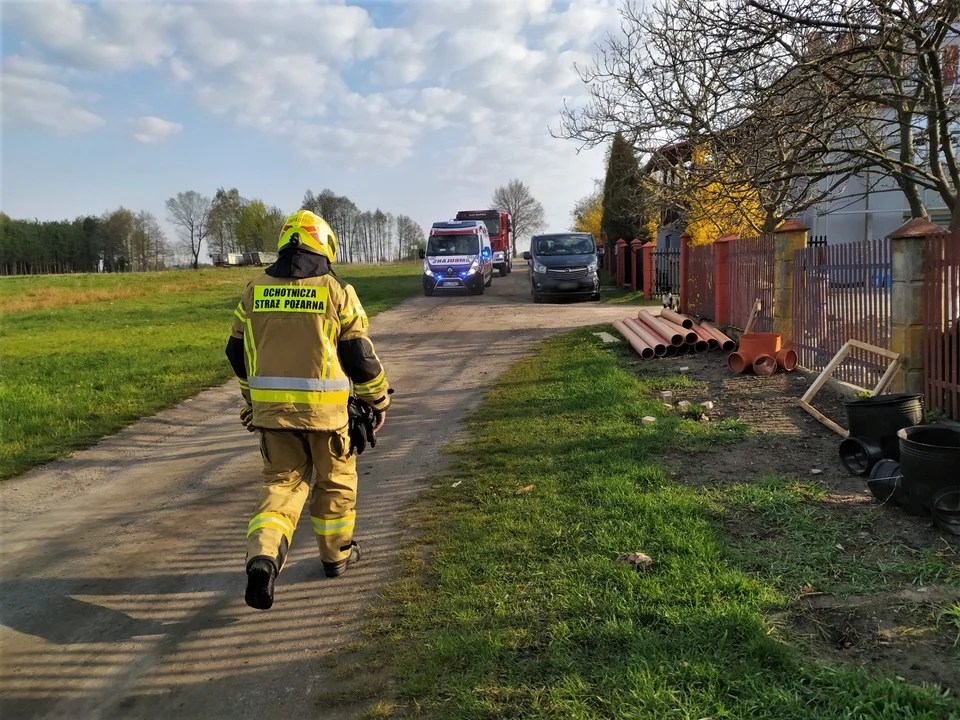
(427, 234, 480, 256)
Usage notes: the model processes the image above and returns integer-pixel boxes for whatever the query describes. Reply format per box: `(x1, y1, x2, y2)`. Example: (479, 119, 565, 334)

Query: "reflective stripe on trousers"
(247, 512, 295, 544)
(311, 512, 356, 536)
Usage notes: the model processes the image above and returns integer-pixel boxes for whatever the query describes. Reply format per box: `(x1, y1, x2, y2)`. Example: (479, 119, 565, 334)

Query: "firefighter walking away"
(225, 210, 391, 610)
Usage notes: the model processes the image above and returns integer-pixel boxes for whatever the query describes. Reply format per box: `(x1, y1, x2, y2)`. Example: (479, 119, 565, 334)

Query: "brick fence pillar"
(713, 235, 735, 326)
(888, 218, 940, 393)
(642, 242, 655, 300)
(773, 219, 809, 345)
(616, 238, 629, 287)
(679, 232, 691, 313)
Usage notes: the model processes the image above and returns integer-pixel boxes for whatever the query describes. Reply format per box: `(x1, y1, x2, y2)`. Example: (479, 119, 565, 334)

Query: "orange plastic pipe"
(613, 320, 654, 360)
(691, 323, 720, 350)
(699, 320, 736, 352)
(661, 308, 693, 329)
(689, 338, 709, 353)
(652, 314, 699, 344)
(776, 348, 798, 372)
(623, 318, 667, 357)
(637, 310, 684, 346)
(753, 354, 777, 376)
(728, 352, 751, 373)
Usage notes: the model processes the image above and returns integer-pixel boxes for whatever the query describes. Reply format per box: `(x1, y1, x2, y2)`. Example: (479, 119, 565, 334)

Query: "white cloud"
(169, 57, 193, 83)
(0, 72, 103, 134)
(3, 0, 174, 72)
(2, 0, 621, 226)
(130, 116, 182, 143)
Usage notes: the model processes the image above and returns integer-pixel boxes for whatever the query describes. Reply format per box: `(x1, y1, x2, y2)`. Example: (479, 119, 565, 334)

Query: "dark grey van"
(522, 232, 601, 303)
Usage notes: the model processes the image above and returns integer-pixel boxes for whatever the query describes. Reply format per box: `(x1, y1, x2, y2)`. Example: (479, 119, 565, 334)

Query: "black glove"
(347, 397, 380, 456)
(240, 404, 256, 432)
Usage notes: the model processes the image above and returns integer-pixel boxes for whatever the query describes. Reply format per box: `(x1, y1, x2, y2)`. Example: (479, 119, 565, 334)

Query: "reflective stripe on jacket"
(230, 273, 390, 431)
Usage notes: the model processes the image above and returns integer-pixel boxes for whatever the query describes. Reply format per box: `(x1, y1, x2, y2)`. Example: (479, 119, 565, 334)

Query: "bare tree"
(208, 187, 242, 257)
(165, 191, 212, 269)
(130, 210, 167, 271)
(559, 0, 960, 230)
(491, 179, 547, 256)
(395, 215, 425, 260)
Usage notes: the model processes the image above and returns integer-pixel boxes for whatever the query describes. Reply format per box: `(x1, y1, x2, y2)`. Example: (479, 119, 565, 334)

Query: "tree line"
(300, 188, 425, 265)
(563, 0, 960, 240)
(0, 187, 427, 275)
(0, 209, 168, 276)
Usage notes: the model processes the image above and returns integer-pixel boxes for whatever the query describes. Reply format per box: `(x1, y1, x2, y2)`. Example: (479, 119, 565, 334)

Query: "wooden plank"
(801, 341, 853, 404)
(799, 338, 904, 438)
(799, 400, 849, 437)
(744, 298, 761, 335)
(848, 339, 901, 360)
(873, 354, 905, 396)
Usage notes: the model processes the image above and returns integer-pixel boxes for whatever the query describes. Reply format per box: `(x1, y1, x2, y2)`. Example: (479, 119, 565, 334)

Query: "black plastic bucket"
(844, 393, 923, 459)
(839, 436, 884, 476)
(932, 489, 960, 536)
(897, 425, 960, 510)
(867, 460, 900, 503)
(867, 459, 925, 514)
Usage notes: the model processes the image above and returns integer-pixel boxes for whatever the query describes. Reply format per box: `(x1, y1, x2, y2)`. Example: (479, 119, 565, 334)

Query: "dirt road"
(0, 270, 638, 719)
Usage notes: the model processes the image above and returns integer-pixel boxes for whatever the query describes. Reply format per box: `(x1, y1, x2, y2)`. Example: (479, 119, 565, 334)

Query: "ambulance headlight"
(423, 260, 434, 277)
(468, 259, 480, 275)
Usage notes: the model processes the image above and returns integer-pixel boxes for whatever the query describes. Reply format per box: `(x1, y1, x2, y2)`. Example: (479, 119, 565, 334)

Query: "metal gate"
(728, 234, 775, 331)
(792, 237, 891, 388)
(652, 248, 680, 294)
(687, 243, 715, 319)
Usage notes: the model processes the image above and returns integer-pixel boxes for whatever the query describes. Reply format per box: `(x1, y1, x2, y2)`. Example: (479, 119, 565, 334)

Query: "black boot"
(322, 541, 362, 578)
(245, 556, 278, 610)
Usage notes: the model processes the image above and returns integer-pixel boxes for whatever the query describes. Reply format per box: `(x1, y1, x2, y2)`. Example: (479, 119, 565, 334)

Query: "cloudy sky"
(0, 0, 619, 254)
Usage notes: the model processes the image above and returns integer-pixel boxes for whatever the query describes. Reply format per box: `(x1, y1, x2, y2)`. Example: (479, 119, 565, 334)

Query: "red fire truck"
(455, 209, 513, 276)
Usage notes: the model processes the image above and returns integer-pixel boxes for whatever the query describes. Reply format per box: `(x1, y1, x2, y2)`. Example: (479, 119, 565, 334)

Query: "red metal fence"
(924, 231, 960, 421)
(687, 243, 715, 318)
(728, 234, 775, 331)
(792, 238, 891, 388)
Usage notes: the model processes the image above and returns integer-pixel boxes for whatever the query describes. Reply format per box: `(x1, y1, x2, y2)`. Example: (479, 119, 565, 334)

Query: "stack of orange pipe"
(613, 309, 738, 361)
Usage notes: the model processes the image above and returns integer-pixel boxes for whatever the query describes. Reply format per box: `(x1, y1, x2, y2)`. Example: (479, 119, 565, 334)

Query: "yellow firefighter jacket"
(229, 269, 390, 431)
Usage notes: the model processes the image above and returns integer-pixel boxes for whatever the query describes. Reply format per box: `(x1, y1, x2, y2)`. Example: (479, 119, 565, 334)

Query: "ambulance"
(420, 220, 494, 296)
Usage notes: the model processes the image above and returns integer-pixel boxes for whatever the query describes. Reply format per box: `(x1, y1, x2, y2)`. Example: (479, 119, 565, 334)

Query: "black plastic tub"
(897, 425, 960, 509)
(844, 393, 923, 459)
(839, 436, 884, 476)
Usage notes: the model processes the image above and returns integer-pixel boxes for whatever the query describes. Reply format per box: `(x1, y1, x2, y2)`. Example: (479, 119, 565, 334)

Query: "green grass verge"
(363, 329, 959, 719)
(599, 269, 661, 305)
(0, 264, 421, 479)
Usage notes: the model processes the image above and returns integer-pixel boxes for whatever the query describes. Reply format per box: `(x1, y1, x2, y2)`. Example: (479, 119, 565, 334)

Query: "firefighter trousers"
(246, 427, 358, 569)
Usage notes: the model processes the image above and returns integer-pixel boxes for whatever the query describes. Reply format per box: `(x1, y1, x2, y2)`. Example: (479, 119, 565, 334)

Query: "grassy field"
(339, 330, 959, 719)
(0, 264, 421, 479)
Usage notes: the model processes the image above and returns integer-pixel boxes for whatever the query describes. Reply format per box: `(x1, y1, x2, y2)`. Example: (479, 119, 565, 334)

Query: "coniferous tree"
(601, 132, 646, 252)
